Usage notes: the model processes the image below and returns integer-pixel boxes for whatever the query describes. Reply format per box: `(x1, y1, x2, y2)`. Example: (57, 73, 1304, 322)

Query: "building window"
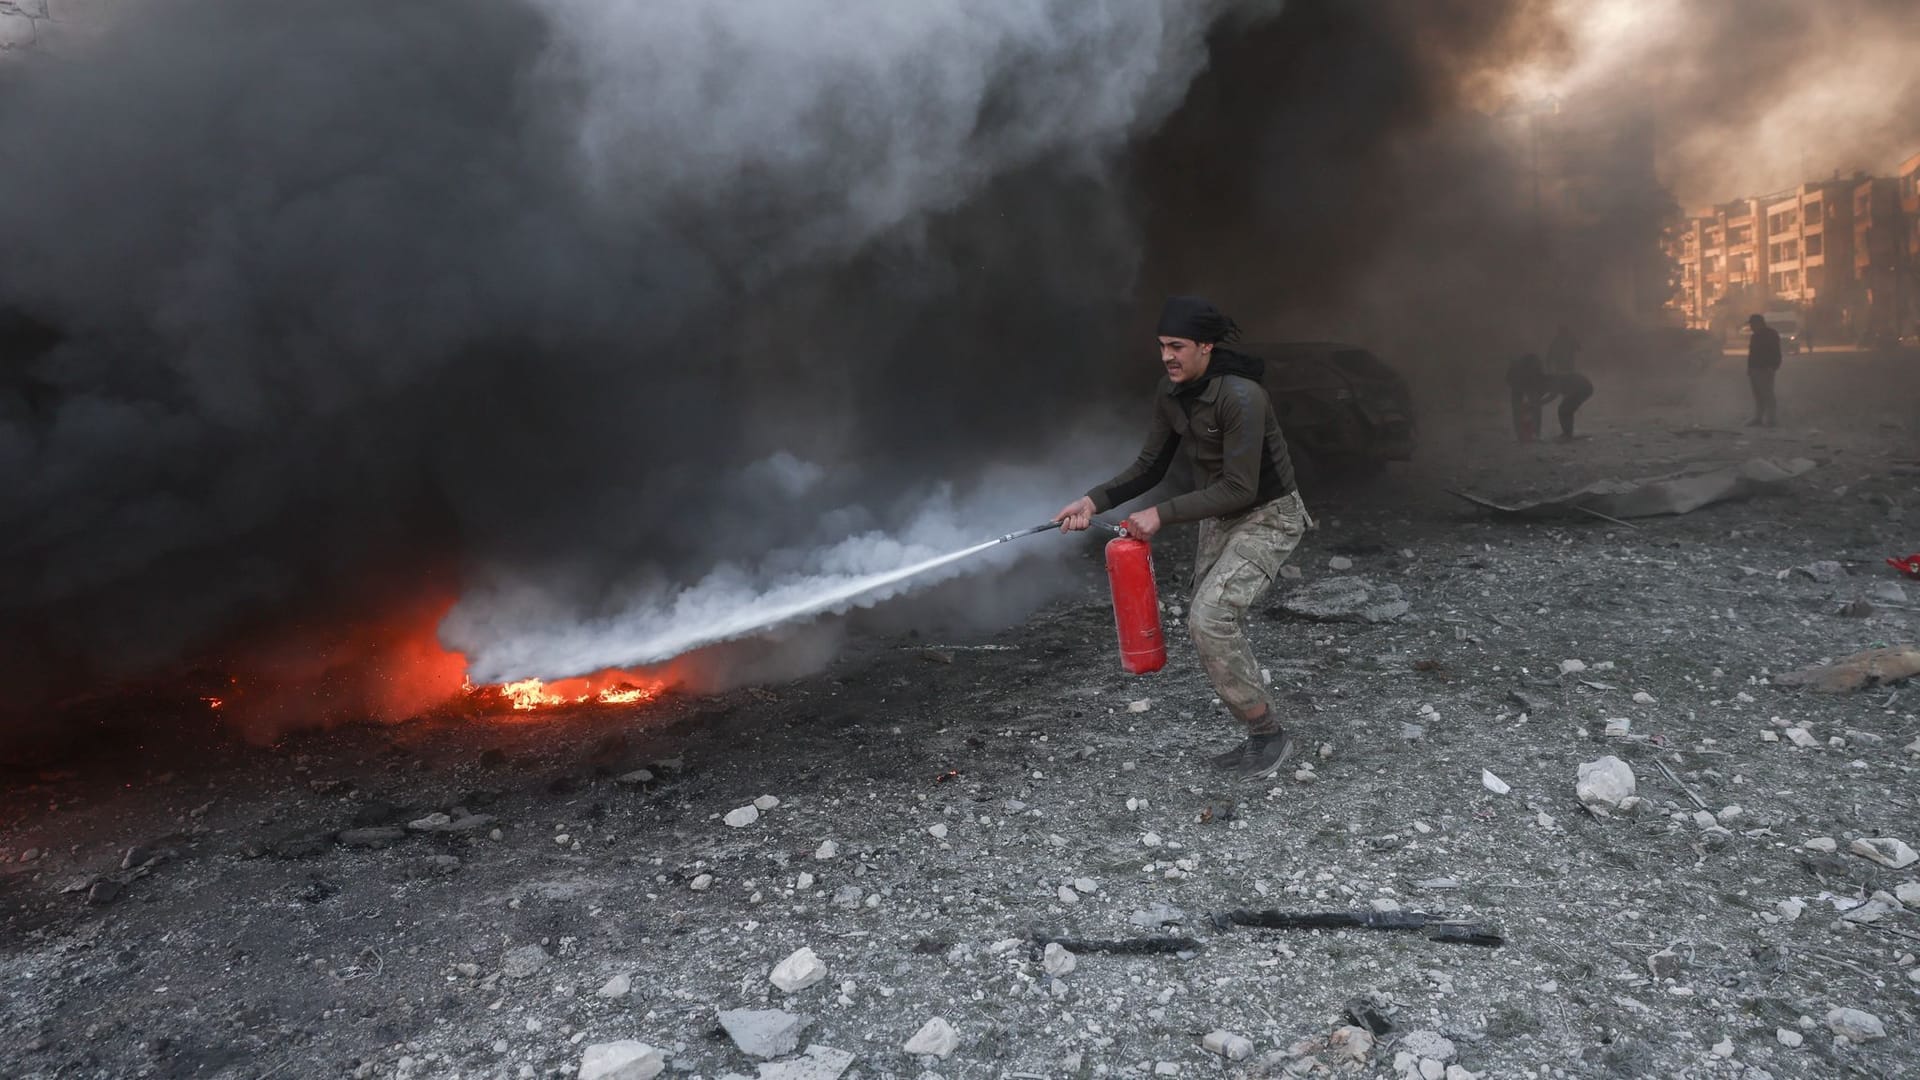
(1805, 202, 1823, 226)
(1805, 234, 1822, 257)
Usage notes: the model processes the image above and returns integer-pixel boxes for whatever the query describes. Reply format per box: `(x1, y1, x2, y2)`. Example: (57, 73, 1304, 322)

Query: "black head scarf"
(1156, 296, 1240, 344)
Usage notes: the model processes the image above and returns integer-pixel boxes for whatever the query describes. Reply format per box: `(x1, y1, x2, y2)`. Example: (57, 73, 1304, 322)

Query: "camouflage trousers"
(1188, 492, 1310, 733)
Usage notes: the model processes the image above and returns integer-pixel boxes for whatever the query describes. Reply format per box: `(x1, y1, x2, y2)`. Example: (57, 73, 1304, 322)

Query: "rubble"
(1041, 942, 1077, 976)
(903, 1017, 958, 1057)
(578, 1041, 664, 1080)
(1825, 1008, 1887, 1042)
(1575, 756, 1635, 813)
(1278, 576, 1409, 624)
(730, 1045, 855, 1080)
(725, 805, 761, 828)
(769, 948, 827, 993)
(1202, 1030, 1255, 1060)
(717, 1009, 811, 1059)
(597, 974, 632, 999)
(1775, 645, 1920, 693)
(502, 944, 549, 979)
(1848, 837, 1919, 869)
(1450, 457, 1817, 519)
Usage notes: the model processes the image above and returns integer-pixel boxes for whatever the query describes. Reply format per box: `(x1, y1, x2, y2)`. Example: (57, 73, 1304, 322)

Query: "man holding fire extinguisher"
(1055, 297, 1311, 781)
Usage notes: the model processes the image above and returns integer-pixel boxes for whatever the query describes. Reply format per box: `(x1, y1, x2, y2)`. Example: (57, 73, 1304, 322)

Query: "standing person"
(1507, 353, 1594, 442)
(1054, 297, 1310, 781)
(1746, 313, 1781, 427)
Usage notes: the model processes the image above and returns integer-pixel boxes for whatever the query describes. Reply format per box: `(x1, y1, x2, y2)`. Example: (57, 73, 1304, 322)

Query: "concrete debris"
(1128, 699, 1152, 713)
(1328, 556, 1354, 571)
(1559, 659, 1588, 675)
(578, 1040, 664, 1080)
(502, 944, 549, 979)
(1804, 836, 1837, 852)
(1825, 1007, 1886, 1042)
(1398, 1031, 1456, 1061)
(1775, 899, 1805, 921)
(1868, 581, 1909, 603)
(903, 1017, 958, 1057)
(1775, 645, 1920, 694)
(1777, 1027, 1803, 1048)
(770, 948, 827, 993)
(1479, 770, 1511, 795)
(813, 840, 839, 860)
(691, 874, 714, 891)
(615, 768, 654, 786)
(1785, 727, 1818, 747)
(1647, 949, 1685, 980)
(1202, 1030, 1255, 1060)
(1056, 885, 1078, 904)
(1042, 942, 1077, 976)
(407, 812, 451, 831)
(1848, 837, 1919, 869)
(736, 1045, 856, 1080)
(754, 795, 781, 811)
(597, 974, 631, 999)
(717, 1008, 811, 1059)
(1450, 457, 1816, 520)
(1328, 1025, 1375, 1061)
(1894, 882, 1920, 906)
(927, 823, 947, 839)
(724, 806, 761, 828)
(1130, 903, 1187, 928)
(1841, 895, 1899, 924)
(1603, 717, 1631, 737)
(1279, 576, 1410, 624)
(1576, 756, 1636, 814)
(1710, 1038, 1734, 1058)
(1072, 877, 1097, 894)
(1793, 560, 1844, 584)
(1631, 691, 1656, 705)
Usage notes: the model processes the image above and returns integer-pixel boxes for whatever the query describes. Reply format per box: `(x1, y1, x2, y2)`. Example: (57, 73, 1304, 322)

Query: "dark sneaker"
(1235, 729, 1297, 781)
(1208, 739, 1251, 771)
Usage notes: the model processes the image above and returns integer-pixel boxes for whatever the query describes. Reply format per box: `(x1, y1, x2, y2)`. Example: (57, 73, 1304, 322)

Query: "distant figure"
(1746, 313, 1781, 427)
(1508, 353, 1593, 442)
(1543, 324, 1580, 375)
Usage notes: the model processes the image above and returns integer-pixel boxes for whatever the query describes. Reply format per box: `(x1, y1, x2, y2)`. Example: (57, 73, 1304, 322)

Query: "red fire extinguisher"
(1106, 532, 1167, 675)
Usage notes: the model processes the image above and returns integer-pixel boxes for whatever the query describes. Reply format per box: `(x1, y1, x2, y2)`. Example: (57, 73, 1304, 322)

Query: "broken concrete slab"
(1450, 457, 1816, 520)
(1277, 576, 1409, 624)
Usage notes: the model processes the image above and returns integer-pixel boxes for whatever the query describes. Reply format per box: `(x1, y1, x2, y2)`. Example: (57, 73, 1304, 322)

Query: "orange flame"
(494, 670, 672, 711)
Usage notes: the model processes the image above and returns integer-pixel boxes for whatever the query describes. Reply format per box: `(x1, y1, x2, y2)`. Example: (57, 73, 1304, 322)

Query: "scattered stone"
(1328, 556, 1354, 571)
(1398, 1031, 1455, 1061)
(1371, 897, 1403, 913)
(1444, 1067, 1476, 1080)
(1647, 949, 1685, 980)
(1328, 1025, 1374, 1061)
(614, 768, 654, 786)
(1202, 1030, 1254, 1061)
(423, 854, 461, 875)
(1804, 836, 1838, 853)
(1400, 723, 1426, 741)
(1776, 899, 1805, 921)
(1894, 882, 1920, 906)
(1842, 896, 1899, 924)
(1785, 727, 1818, 748)
(903, 1017, 958, 1058)
(1419, 1059, 1445, 1080)
(1281, 576, 1409, 624)
(578, 1040, 664, 1080)
(85, 880, 122, 906)
(1040, 942, 1079, 976)
(770, 948, 827, 993)
(1056, 885, 1078, 904)
(754, 795, 781, 811)
(1129, 903, 1186, 928)
(1775, 645, 1920, 694)
(1559, 659, 1588, 675)
(1691, 810, 1718, 830)
(1576, 756, 1636, 813)
(1141, 831, 1164, 847)
(927, 823, 948, 840)
(813, 840, 839, 860)
(718, 1008, 811, 1059)
(407, 812, 452, 831)
(1776, 1028, 1803, 1048)
(1795, 560, 1844, 583)
(1480, 770, 1511, 795)
(747, 1045, 856, 1080)
(338, 827, 407, 849)
(1604, 717, 1632, 737)
(1072, 877, 1097, 895)
(1128, 699, 1152, 713)
(1849, 837, 1919, 869)
(1717, 805, 1744, 824)
(1631, 691, 1656, 705)
(597, 974, 631, 999)
(502, 944, 549, 979)
(795, 872, 814, 891)
(1279, 565, 1302, 580)
(725, 806, 760, 828)
(691, 874, 714, 892)
(1154, 1064, 1180, 1077)
(1825, 1007, 1886, 1042)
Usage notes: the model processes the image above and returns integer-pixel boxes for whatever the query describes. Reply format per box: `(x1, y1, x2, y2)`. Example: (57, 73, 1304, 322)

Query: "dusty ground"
(4, 349, 1920, 1080)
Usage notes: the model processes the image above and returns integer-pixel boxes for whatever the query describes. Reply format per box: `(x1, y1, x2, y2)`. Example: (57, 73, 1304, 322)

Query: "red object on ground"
(1106, 535, 1167, 675)
(1888, 554, 1920, 579)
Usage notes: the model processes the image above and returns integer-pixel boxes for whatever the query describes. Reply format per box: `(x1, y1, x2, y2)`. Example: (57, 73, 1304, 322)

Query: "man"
(1506, 353, 1593, 442)
(1746, 313, 1781, 427)
(1054, 297, 1310, 781)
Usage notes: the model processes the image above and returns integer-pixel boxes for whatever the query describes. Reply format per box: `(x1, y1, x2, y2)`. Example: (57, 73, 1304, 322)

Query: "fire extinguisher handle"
(1091, 519, 1125, 536)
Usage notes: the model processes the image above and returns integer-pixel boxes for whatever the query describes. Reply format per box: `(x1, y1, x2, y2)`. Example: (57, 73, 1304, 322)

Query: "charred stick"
(1026, 933, 1202, 956)
(1210, 908, 1505, 947)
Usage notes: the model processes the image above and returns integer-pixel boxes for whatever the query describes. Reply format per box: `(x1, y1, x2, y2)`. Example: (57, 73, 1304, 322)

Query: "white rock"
(1073, 877, 1098, 895)
(1399, 1031, 1456, 1061)
(927, 823, 948, 839)
(1804, 836, 1837, 853)
(770, 947, 827, 993)
(1128, 699, 1151, 713)
(1825, 1007, 1886, 1042)
(1604, 717, 1631, 737)
(1056, 885, 1078, 904)
(717, 1008, 811, 1059)
(1371, 897, 1403, 913)
(1692, 810, 1718, 830)
(813, 840, 838, 860)
(1775, 898, 1805, 921)
(1785, 727, 1817, 748)
(1419, 1058, 1445, 1080)
(1895, 882, 1920, 906)
(903, 1017, 959, 1058)
(1202, 1030, 1255, 1061)
(1710, 1038, 1734, 1058)
(754, 795, 781, 811)
(1444, 1067, 1476, 1080)
(724, 806, 760, 828)
(1141, 832, 1163, 847)
(1559, 659, 1587, 675)
(1632, 691, 1656, 705)
(1328, 556, 1354, 571)
(1328, 1025, 1373, 1061)
(1850, 837, 1919, 869)
(1717, 805, 1744, 824)
(596, 974, 631, 999)
(577, 1041, 664, 1080)
(1042, 942, 1077, 976)
(1154, 1064, 1180, 1077)
(1480, 770, 1511, 795)
(690, 874, 713, 891)
(1777, 1027, 1803, 1048)
(795, 872, 814, 890)
(752, 1045, 855, 1080)
(1576, 756, 1635, 813)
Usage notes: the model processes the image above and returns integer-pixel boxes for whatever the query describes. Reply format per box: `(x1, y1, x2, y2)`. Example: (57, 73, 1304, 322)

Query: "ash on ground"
(4, 352, 1920, 1080)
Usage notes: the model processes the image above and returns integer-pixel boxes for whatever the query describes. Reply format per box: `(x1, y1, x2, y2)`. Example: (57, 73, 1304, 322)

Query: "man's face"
(1159, 336, 1212, 383)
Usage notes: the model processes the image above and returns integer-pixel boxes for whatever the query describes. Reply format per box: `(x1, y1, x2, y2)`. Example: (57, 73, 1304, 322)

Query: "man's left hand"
(1123, 506, 1163, 541)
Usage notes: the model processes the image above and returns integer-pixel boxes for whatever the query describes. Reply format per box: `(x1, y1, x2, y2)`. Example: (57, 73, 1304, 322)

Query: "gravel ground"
(3, 350, 1919, 1080)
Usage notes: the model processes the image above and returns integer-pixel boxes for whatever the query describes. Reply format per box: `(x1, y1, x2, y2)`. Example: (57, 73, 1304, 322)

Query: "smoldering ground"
(3, 0, 1909, 745)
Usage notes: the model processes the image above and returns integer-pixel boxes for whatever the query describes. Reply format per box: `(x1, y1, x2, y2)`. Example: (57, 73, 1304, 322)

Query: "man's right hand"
(1054, 496, 1096, 532)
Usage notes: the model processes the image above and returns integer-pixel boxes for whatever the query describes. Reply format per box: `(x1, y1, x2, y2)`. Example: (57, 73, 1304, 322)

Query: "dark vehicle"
(1239, 341, 1416, 473)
